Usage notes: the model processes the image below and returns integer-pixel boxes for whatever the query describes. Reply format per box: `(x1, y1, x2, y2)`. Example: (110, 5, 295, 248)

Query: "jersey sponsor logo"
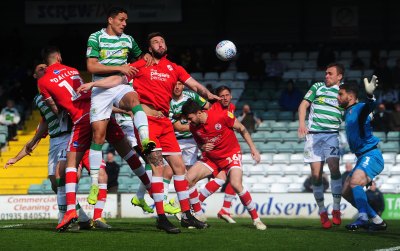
(53, 68, 66, 75)
(150, 69, 170, 81)
(199, 96, 206, 102)
(167, 65, 173, 71)
(86, 47, 92, 56)
(215, 123, 222, 130)
(305, 90, 312, 98)
(72, 141, 79, 148)
(227, 111, 234, 118)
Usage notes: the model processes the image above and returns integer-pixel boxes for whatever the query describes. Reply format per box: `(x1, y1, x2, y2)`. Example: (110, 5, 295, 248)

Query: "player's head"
(181, 99, 203, 126)
(33, 64, 47, 79)
(325, 63, 345, 87)
(41, 46, 62, 65)
(107, 7, 128, 36)
(338, 82, 359, 108)
(215, 85, 232, 108)
(173, 81, 184, 99)
(148, 32, 167, 59)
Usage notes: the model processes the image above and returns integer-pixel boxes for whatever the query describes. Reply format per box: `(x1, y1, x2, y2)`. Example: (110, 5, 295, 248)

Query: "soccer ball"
(215, 40, 237, 61)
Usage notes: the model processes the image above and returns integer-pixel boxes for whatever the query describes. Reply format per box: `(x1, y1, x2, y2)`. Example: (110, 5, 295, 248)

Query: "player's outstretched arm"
(233, 119, 260, 164)
(4, 120, 47, 168)
(185, 78, 220, 102)
(77, 75, 128, 93)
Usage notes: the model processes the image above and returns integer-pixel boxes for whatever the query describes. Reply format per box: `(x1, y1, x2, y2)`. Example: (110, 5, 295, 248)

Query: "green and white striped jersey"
(169, 90, 207, 139)
(86, 28, 142, 81)
(34, 94, 71, 137)
(304, 82, 344, 132)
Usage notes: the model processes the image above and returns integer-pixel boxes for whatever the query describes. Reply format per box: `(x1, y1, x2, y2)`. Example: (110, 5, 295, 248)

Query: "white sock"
(330, 178, 342, 210)
(133, 109, 149, 140)
(371, 215, 383, 224)
(89, 148, 102, 186)
(163, 179, 171, 204)
(312, 184, 326, 213)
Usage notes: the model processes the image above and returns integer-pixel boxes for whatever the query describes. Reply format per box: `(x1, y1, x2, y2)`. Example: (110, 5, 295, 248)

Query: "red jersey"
(210, 101, 236, 113)
(190, 109, 241, 163)
(38, 63, 91, 123)
(128, 57, 191, 116)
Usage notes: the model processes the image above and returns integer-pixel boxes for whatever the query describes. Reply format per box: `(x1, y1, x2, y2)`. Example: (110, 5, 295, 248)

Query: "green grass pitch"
(0, 218, 399, 250)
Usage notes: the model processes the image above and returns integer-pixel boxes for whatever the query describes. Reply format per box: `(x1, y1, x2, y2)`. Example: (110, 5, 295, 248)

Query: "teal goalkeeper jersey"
(169, 90, 207, 139)
(34, 94, 71, 137)
(86, 28, 143, 81)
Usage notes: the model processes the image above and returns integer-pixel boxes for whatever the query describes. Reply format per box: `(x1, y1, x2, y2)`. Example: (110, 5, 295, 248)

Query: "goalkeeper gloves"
(363, 75, 378, 95)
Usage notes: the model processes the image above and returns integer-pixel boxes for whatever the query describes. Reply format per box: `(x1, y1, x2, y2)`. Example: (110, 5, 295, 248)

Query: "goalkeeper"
(337, 75, 387, 231)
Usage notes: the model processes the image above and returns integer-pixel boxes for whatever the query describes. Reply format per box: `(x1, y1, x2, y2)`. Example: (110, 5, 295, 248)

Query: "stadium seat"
(292, 52, 307, 60)
(270, 121, 289, 132)
(387, 131, 400, 141)
(287, 121, 299, 131)
(379, 142, 400, 153)
(266, 101, 280, 111)
(382, 153, 397, 165)
(287, 183, 304, 192)
(261, 111, 278, 121)
(389, 165, 400, 175)
(260, 175, 280, 184)
(242, 154, 255, 164)
(277, 176, 294, 184)
(77, 183, 91, 193)
(240, 143, 251, 153)
(283, 164, 301, 175)
(242, 176, 258, 188)
(386, 177, 400, 185)
(282, 131, 299, 142)
(300, 165, 310, 175)
(374, 131, 387, 142)
(28, 184, 43, 194)
(346, 70, 362, 83)
(342, 153, 356, 164)
(204, 72, 219, 80)
(79, 176, 91, 185)
(396, 154, 400, 164)
(251, 183, 270, 193)
(264, 164, 285, 176)
(379, 183, 397, 193)
(264, 132, 282, 143)
(190, 72, 203, 81)
(118, 183, 129, 193)
(277, 111, 295, 121)
(282, 70, 299, 81)
(276, 142, 294, 153)
(258, 143, 278, 154)
(260, 153, 274, 164)
(277, 51, 292, 60)
(313, 71, 325, 81)
(219, 71, 235, 80)
(252, 131, 266, 142)
(257, 121, 272, 132)
(270, 183, 289, 193)
(339, 50, 352, 59)
(289, 153, 304, 164)
(235, 72, 249, 80)
(272, 153, 291, 164)
(291, 142, 305, 153)
(248, 164, 266, 176)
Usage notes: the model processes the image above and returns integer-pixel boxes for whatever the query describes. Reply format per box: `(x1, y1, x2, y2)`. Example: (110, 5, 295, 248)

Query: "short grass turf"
(0, 218, 399, 251)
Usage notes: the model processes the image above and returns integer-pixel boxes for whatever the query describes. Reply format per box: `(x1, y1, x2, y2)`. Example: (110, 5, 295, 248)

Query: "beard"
(152, 49, 167, 59)
(339, 100, 349, 108)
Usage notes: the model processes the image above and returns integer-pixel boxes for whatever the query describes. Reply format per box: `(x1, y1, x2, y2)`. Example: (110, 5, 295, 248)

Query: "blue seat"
(28, 184, 43, 194)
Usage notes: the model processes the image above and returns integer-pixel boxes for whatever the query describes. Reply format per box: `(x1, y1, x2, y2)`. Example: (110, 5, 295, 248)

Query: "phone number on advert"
(0, 213, 51, 220)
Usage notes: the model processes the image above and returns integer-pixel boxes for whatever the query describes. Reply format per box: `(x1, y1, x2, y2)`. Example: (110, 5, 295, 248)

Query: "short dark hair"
(181, 99, 202, 118)
(41, 46, 60, 64)
(339, 82, 359, 98)
(107, 6, 128, 19)
(327, 62, 345, 76)
(215, 85, 231, 96)
(147, 32, 165, 46)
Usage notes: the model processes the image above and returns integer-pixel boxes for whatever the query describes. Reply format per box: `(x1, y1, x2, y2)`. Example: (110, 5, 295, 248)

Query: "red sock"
(189, 186, 202, 214)
(199, 178, 225, 202)
(151, 176, 164, 214)
(65, 167, 77, 212)
(222, 183, 236, 212)
(238, 188, 258, 220)
(173, 175, 190, 212)
(93, 183, 107, 220)
(125, 152, 151, 189)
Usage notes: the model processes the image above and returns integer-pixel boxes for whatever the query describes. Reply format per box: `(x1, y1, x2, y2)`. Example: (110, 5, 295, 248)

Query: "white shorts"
(119, 122, 138, 148)
(304, 133, 340, 163)
(90, 85, 135, 123)
(48, 133, 70, 175)
(178, 137, 199, 167)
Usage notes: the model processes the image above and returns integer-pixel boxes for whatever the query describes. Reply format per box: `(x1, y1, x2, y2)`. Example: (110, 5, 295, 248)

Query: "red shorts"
(147, 116, 181, 154)
(200, 150, 242, 177)
(79, 149, 106, 172)
(68, 115, 125, 152)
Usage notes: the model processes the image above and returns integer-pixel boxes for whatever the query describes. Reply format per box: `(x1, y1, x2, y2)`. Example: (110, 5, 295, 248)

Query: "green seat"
(277, 111, 295, 121)
(28, 184, 43, 194)
(282, 131, 299, 142)
(387, 131, 400, 142)
(256, 122, 271, 132)
(257, 143, 278, 154)
(373, 131, 386, 142)
(252, 132, 266, 142)
(119, 165, 132, 177)
(264, 132, 282, 143)
(261, 111, 277, 121)
(276, 142, 294, 153)
(77, 183, 91, 193)
(270, 121, 289, 132)
(379, 142, 400, 153)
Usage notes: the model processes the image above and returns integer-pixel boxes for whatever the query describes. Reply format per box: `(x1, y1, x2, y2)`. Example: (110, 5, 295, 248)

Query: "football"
(215, 40, 237, 61)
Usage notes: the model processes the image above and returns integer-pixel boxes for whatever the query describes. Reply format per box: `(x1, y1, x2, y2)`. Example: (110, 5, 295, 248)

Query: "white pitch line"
(375, 246, 400, 251)
(0, 224, 23, 229)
